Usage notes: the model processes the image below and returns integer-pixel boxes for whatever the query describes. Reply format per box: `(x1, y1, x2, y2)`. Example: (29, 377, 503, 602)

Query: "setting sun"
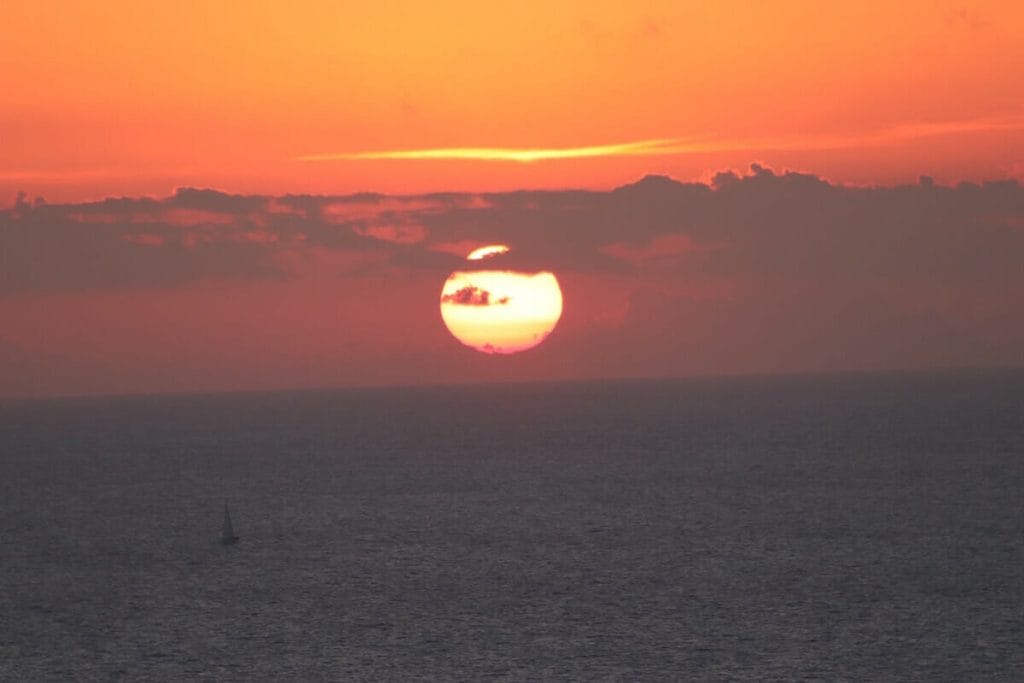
(440, 245, 563, 354)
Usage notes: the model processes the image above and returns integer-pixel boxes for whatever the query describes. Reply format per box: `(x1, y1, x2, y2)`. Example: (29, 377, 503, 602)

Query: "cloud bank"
(5, 166, 1022, 290)
(2, 166, 1022, 395)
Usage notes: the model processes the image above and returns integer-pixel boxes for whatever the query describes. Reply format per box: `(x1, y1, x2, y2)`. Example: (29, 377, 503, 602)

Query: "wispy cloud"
(0, 169, 117, 181)
(732, 117, 1024, 153)
(297, 116, 1024, 163)
(296, 138, 690, 163)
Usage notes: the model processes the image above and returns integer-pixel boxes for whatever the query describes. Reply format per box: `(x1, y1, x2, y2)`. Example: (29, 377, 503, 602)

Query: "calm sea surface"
(1, 371, 1022, 680)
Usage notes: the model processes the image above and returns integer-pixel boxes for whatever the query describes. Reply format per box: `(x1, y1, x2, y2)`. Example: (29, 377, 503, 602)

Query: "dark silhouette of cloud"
(2, 165, 1022, 387)
(4, 166, 1023, 293)
(441, 286, 509, 306)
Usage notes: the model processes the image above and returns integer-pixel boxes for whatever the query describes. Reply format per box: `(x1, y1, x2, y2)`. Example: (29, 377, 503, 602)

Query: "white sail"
(222, 503, 239, 544)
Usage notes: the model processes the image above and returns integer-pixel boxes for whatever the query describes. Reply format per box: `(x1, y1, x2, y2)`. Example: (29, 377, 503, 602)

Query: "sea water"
(1, 370, 1022, 680)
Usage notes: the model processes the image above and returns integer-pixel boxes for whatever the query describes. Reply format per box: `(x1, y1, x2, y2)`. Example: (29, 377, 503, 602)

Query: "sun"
(440, 245, 563, 354)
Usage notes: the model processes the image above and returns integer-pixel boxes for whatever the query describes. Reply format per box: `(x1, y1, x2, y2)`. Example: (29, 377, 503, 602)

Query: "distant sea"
(2, 370, 1022, 680)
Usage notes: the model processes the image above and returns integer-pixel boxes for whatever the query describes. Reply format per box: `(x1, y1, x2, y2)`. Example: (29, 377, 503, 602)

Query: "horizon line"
(3, 363, 1021, 403)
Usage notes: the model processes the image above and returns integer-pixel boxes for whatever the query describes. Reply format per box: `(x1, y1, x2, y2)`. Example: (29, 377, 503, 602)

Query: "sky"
(1, 1, 1023, 397)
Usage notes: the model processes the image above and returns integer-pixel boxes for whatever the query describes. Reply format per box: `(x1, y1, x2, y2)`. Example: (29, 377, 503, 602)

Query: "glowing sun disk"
(440, 245, 562, 354)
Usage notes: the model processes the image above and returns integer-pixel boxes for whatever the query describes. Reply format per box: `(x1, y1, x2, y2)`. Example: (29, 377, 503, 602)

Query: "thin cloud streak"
(298, 116, 1024, 163)
(728, 117, 1024, 153)
(0, 167, 210, 183)
(296, 139, 688, 163)
(0, 169, 118, 181)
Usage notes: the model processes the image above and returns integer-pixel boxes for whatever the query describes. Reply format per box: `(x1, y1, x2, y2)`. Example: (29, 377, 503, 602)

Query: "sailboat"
(222, 502, 239, 545)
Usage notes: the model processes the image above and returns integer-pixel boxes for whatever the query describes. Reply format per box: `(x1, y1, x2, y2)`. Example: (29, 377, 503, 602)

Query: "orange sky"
(3, 1, 1023, 202)
(2, 2, 1024, 399)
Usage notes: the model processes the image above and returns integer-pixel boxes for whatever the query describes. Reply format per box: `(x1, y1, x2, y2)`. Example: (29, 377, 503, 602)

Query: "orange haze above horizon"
(2, 1, 1024, 202)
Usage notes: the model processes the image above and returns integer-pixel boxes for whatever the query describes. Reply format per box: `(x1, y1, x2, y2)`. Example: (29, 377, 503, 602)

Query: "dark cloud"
(3, 165, 1023, 318)
(2, 167, 1023, 394)
(441, 286, 509, 306)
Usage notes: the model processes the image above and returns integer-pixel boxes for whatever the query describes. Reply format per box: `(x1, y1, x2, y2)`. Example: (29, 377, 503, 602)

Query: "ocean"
(1, 370, 1022, 680)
